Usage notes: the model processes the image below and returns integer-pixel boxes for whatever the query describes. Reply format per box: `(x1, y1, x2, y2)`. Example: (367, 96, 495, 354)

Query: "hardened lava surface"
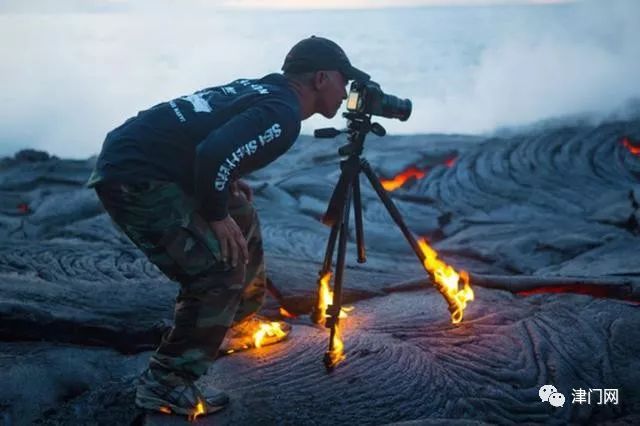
(149, 287, 638, 425)
(0, 118, 639, 425)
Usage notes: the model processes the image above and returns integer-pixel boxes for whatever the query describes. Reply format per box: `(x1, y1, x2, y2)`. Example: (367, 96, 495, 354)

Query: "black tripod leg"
(362, 159, 470, 322)
(360, 159, 424, 262)
(324, 183, 352, 370)
(311, 221, 340, 324)
(322, 166, 352, 227)
(353, 171, 366, 263)
(322, 224, 340, 273)
(312, 162, 358, 324)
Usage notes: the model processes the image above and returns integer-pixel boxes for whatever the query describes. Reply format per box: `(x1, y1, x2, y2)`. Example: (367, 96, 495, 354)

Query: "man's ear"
(312, 71, 327, 91)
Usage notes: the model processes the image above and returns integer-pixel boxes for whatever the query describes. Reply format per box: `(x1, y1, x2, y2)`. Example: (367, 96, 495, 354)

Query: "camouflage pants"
(95, 181, 266, 381)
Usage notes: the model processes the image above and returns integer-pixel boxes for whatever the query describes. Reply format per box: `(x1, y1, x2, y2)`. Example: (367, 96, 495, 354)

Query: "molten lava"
(381, 158, 457, 192)
(517, 284, 639, 303)
(444, 156, 457, 168)
(380, 166, 426, 191)
(623, 137, 640, 155)
(253, 321, 286, 348)
(417, 238, 474, 323)
(17, 203, 30, 214)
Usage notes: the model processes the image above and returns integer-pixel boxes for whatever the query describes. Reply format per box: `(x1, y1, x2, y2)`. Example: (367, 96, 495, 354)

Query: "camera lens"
(380, 94, 412, 121)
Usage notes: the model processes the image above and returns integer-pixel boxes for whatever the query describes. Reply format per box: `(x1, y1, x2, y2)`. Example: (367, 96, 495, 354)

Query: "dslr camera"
(346, 80, 412, 121)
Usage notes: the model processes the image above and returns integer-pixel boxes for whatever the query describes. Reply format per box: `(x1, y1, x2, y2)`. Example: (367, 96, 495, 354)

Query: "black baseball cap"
(282, 36, 370, 82)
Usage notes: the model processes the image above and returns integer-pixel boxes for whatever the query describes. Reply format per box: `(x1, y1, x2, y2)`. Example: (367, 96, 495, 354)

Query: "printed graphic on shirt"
(237, 79, 270, 95)
(214, 123, 282, 191)
(169, 100, 186, 123)
(169, 91, 214, 122)
(181, 91, 213, 113)
(221, 86, 237, 95)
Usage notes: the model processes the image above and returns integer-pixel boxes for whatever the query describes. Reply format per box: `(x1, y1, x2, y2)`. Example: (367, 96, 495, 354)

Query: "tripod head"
(314, 112, 387, 157)
(314, 112, 389, 229)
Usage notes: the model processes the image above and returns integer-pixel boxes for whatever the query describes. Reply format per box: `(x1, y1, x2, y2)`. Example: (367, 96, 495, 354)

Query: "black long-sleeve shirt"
(89, 73, 301, 220)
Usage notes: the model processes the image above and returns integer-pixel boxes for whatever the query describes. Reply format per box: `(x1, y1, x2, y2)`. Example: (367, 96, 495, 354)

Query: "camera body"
(346, 80, 412, 121)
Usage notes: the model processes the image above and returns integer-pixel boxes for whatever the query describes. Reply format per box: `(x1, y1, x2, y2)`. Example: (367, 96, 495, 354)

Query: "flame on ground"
(623, 137, 640, 155)
(417, 238, 474, 323)
(158, 406, 172, 414)
(188, 399, 205, 422)
(380, 166, 426, 191)
(253, 321, 286, 348)
(279, 307, 297, 318)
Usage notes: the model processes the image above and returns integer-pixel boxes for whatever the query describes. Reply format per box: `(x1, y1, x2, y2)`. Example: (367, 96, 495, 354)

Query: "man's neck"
(285, 78, 315, 120)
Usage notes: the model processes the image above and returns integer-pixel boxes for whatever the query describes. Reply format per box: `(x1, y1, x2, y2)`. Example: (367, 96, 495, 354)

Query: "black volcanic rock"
(1, 119, 639, 424)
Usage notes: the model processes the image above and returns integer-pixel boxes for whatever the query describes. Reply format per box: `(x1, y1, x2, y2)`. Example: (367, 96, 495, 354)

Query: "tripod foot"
(323, 352, 336, 372)
(323, 348, 346, 372)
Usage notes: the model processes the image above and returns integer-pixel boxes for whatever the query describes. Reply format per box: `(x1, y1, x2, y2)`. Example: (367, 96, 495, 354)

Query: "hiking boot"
(135, 369, 229, 418)
(220, 314, 291, 354)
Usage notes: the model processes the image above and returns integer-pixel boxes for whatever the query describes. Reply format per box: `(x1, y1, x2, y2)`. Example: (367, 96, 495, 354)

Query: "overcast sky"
(2, 0, 638, 159)
(0, 0, 579, 13)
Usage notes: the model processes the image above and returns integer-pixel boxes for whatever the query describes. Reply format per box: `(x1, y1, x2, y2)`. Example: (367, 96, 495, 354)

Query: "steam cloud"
(0, 0, 638, 158)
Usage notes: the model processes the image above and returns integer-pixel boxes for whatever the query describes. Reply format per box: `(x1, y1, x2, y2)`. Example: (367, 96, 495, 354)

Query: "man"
(87, 36, 369, 417)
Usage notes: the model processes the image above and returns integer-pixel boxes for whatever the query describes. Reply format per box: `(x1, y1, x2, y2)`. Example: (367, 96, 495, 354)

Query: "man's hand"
(209, 215, 248, 267)
(230, 179, 253, 203)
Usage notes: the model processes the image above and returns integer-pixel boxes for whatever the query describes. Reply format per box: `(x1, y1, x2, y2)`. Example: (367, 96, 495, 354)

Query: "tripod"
(311, 112, 461, 371)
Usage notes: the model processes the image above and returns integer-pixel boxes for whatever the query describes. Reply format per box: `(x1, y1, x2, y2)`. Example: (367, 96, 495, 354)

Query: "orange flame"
(317, 272, 349, 321)
(316, 272, 351, 366)
(623, 137, 640, 155)
(317, 272, 333, 320)
(158, 406, 172, 414)
(417, 238, 474, 323)
(380, 166, 426, 191)
(188, 399, 205, 422)
(279, 307, 297, 318)
(326, 323, 346, 368)
(253, 321, 286, 348)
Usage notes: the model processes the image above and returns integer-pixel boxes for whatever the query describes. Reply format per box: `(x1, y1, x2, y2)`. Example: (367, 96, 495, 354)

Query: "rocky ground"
(1, 116, 639, 425)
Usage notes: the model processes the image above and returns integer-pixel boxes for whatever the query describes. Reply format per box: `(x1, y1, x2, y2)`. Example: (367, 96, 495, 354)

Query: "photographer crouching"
(87, 36, 371, 417)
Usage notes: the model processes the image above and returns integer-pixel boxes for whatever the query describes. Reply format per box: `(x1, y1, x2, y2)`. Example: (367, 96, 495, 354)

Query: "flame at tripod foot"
(325, 323, 346, 369)
(417, 238, 474, 324)
(315, 272, 350, 368)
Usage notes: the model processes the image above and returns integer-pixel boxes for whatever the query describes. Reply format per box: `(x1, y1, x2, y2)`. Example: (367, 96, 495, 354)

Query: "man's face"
(315, 70, 348, 118)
